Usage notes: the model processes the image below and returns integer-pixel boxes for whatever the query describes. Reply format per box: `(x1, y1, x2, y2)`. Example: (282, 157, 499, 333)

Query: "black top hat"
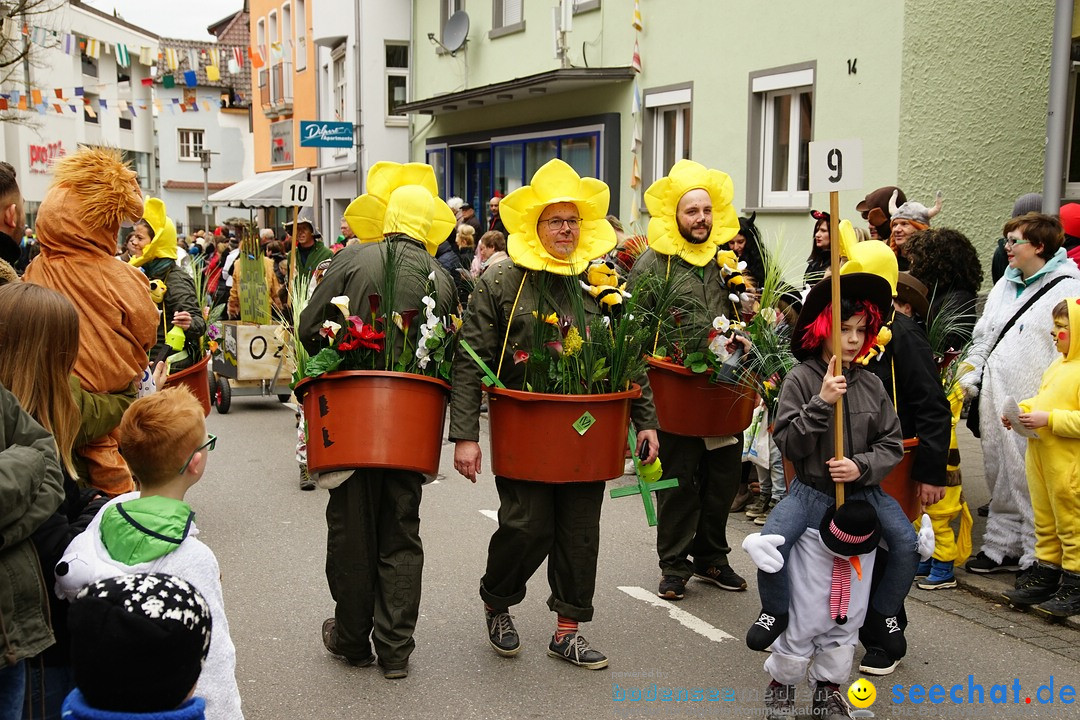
(819, 500, 881, 557)
(790, 273, 893, 361)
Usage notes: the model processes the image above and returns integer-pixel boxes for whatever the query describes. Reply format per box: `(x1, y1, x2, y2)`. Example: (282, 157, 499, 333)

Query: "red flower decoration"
(401, 309, 420, 332)
(513, 350, 530, 364)
(368, 294, 382, 317)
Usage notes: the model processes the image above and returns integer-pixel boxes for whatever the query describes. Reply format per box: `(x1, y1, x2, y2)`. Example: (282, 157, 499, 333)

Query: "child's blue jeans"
(758, 479, 918, 617)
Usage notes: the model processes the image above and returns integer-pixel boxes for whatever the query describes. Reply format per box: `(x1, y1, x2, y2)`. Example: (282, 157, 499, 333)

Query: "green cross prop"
(610, 428, 678, 527)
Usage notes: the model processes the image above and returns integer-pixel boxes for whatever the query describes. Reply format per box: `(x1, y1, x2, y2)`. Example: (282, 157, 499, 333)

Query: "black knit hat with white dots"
(68, 572, 213, 713)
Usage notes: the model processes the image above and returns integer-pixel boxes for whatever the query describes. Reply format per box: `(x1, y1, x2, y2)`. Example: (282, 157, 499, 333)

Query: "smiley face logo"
(848, 678, 876, 708)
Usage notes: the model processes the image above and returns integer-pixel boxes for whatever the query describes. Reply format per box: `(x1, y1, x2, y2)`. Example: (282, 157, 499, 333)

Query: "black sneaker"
(1035, 571, 1080, 618)
(485, 609, 520, 657)
(859, 647, 899, 676)
(300, 465, 316, 491)
(547, 633, 608, 669)
(693, 564, 747, 591)
(746, 610, 788, 651)
(764, 680, 794, 720)
(658, 575, 686, 601)
(861, 608, 906, 659)
(1003, 563, 1061, 607)
(813, 682, 854, 718)
(380, 663, 409, 680)
(321, 618, 376, 667)
(965, 551, 1020, 574)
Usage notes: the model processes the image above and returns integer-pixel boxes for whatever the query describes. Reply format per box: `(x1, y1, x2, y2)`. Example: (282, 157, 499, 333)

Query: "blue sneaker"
(915, 559, 932, 579)
(918, 560, 957, 590)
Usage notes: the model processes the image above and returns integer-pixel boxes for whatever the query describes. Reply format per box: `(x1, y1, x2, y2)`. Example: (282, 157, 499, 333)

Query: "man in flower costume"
(450, 159, 659, 669)
(298, 162, 457, 680)
(628, 159, 749, 601)
(23, 147, 158, 496)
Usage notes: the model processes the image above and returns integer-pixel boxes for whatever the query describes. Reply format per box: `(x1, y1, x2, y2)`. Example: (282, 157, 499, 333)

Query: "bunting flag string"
(116, 43, 130, 68)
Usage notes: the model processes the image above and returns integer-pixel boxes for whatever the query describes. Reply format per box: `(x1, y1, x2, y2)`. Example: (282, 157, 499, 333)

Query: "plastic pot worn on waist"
(164, 353, 212, 417)
(487, 384, 641, 483)
(646, 357, 756, 437)
(294, 370, 450, 475)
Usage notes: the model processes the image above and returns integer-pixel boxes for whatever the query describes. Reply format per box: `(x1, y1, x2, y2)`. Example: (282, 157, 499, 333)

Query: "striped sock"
(555, 616, 577, 642)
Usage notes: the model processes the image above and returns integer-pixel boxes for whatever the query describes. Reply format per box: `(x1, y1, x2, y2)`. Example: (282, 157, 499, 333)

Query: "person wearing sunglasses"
(55, 387, 243, 720)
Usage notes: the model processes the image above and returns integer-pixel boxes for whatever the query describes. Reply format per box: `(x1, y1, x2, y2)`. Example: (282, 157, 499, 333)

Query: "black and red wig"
(799, 296, 883, 360)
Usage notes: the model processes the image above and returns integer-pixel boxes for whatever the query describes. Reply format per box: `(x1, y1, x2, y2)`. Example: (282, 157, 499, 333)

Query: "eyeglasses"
(179, 434, 217, 474)
(1004, 236, 1030, 248)
(541, 217, 580, 231)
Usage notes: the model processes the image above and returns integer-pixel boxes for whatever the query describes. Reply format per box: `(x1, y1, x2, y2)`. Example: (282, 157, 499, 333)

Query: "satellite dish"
(443, 11, 470, 54)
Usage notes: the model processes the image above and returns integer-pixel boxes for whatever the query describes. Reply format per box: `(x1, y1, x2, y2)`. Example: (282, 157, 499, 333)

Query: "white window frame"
(257, 18, 267, 63)
(269, 10, 279, 61)
(751, 66, 814, 209)
(282, 3, 292, 63)
(643, 84, 692, 190)
(491, 0, 525, 38)
(178, 128, 205, 161)
(385, 41, 409, 125)
(295, 0, 307, 70)
(332, 45, 346, 123)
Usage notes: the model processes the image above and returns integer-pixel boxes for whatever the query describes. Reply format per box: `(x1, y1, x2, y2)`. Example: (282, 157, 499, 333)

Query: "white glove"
(917, 514, 936, 561)
(743, 533, 786, 573)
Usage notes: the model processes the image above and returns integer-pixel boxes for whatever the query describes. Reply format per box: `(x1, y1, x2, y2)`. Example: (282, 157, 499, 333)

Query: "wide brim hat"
(129, 196, 178, 268)
(644, 159, 739, 267)
(792, 272, 893, 360)
(343, 161, 455, 256)
(501, 158, 616, 276)
(895, 272, 930, 320)
(282, 208, 322, 239)
(819, 500, 881, 557)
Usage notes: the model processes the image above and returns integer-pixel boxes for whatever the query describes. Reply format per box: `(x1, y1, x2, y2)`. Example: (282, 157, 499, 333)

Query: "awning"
(395, 66, 636, 116)
(208, 168, 308, 208)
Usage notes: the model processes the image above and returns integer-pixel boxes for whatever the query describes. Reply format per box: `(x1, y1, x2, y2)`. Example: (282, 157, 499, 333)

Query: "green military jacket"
(449, 258, 658, 443)
(299, 236, 457, 360)
(0, 382, 64, 668)
(628, 248, 740, 349)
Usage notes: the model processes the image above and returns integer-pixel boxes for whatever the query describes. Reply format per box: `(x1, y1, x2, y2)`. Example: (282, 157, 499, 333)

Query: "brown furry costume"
(23, 147, 158, 495)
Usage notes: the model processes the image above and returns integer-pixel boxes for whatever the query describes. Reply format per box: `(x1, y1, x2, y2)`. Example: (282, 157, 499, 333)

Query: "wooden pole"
(287, 206, 300, 302)
(829, 190, 845, 508)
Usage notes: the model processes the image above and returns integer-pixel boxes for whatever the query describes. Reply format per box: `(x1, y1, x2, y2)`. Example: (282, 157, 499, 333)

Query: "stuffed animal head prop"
(579, 258, 630, 312)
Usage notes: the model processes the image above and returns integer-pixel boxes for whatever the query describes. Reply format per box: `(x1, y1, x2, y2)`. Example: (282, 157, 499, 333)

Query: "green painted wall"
(898, 0, 1054, 285)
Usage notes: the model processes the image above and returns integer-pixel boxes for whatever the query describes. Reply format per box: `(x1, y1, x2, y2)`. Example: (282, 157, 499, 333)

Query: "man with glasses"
(56, 386, 244, 719)
(451, 159, 658, 669)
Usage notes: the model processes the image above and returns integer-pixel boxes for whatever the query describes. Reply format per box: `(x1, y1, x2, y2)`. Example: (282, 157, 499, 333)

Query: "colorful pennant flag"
(141, 77, 154, 87)
(631, 39, 641, 73)
(228, 58, 240, 75)
(165, 48, 179, 70)
(162, 74, 175, 89)
(233, 47, 243, 67)
(139, 46, 153, 65)
(187, 48, 199, 70)
(632, 0, 642, 30)
(31, 26, 48, 46)
(30, 89, 42, 106)
(269, 41, 283, 62)
(183, 70, 197, 87)
(0, 98, 7, 111)
(61, 33, 74, 54)
(248, 47, 264, 69)
(205, 65, 221, 82)
(74, 87, 84, 96)
(99, 99, 107, 110)
(116, 43, 130, 67)
(85, 38, 100, 59)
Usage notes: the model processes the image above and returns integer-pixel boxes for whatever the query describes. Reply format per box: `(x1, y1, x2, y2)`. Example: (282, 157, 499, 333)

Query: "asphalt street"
(194, 395, 1080, 719)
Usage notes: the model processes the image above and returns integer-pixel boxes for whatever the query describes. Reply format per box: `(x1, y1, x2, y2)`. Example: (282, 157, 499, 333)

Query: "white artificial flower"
(392, 311, 404, 331)
(330, 296, 351, 318)
(708, 333, 731, 362)
(428, 270, 436, 281)
(422, 295, 436, 312)
(713, 315, 731, 333)
(760, 307, 779, 325)
(320, 320, 342, 339)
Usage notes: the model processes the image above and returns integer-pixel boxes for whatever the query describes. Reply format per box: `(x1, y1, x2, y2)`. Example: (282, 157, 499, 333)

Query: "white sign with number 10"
(281, 180, 314, 207)
(808, 139, 863, 193)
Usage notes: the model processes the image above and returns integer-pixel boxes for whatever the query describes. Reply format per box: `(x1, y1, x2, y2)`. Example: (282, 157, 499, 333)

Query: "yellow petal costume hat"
(644, 159, 740, 267)
(836, 223, 898, 296)
(500, 158, 616, 276)
(129, 197, 178, 267)
(343, 161, 456, 256)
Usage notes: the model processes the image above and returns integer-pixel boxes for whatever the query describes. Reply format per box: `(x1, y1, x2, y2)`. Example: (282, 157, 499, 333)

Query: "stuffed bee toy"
(580, 259, 630, 312)
(856, 325, 892, 365)
(716, 249, 750, 305)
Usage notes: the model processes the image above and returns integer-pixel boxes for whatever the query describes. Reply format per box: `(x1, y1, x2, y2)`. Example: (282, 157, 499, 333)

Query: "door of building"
(450, 146, 492, 229)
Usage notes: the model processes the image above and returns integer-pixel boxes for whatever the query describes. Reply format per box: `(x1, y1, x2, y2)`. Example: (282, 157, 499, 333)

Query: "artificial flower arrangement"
(292, 241, 460, 385)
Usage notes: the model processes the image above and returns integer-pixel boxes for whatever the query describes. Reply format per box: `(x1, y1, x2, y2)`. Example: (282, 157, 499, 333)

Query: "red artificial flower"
(557, 315, 573, 338)
(546, 340, 564, 355)
(368, 294, 382, 317)
(513, 350, 530, 364)
(400, 309, 420, 332)
(356, 323, 386, 350)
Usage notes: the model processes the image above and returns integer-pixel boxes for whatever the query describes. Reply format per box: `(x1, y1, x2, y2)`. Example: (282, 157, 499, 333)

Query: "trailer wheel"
(214, 377, 232, 414)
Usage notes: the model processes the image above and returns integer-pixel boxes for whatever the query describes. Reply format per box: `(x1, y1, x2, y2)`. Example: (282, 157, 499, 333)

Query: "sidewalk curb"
(953, 571, 1080, 632)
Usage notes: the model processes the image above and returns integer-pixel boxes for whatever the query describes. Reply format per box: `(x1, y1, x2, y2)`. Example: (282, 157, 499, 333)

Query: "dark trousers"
(655, 431, 743, 579)
(480, 477, 605, 622)
(325, 469, 424, 668)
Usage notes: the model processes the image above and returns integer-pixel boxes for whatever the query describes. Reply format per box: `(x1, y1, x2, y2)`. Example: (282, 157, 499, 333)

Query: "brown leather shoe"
(321, 618, 375, 667)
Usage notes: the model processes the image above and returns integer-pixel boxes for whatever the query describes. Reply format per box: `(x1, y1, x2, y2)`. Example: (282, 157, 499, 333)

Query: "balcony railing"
(271, 62, 293, 111)
(259, 69, 270, 108)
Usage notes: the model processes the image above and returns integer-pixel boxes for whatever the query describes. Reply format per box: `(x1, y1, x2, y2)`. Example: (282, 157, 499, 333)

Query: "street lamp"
(199, 149, 218, 232)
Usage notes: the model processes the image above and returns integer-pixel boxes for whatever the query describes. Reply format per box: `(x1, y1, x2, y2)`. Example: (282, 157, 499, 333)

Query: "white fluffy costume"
(960, 248, 1080, 567)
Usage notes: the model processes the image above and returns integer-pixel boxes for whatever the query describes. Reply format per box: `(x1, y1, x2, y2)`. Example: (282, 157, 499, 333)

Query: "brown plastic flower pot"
(164, 353, 212, 417)
(645, 357, 756, 437)
(782, 438, 921, 521)
(294, 370, 450, 475)
(487, 384, 641, 483)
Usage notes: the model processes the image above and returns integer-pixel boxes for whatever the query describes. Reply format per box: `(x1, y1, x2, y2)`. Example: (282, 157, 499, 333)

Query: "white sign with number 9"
(281, 180, 314, 207)
(808, 139, 863, 193)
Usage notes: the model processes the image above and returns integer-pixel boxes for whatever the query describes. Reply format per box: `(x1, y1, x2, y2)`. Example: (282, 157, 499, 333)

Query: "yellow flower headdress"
(343, 161, 456, 256)
(501, 158, 616, 276)
(644, 159, 740, 267)
(838, 228, 898, 296)
(129, 197, 178, 267)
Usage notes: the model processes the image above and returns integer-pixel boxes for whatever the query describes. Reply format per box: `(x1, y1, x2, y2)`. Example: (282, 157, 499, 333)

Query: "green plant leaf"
(305, 347, 343, 377)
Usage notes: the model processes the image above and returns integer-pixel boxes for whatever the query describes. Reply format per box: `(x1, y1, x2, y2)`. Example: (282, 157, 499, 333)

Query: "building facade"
(1, 0, 158, 232)
(312, 0, 411, 240)
(405, 0, 1062, 276)
(157, 7, 254, 234)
